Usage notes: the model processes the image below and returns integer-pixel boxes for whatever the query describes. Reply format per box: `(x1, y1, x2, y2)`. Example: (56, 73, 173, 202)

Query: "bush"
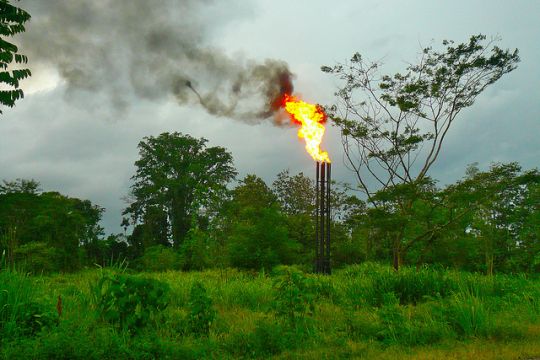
(179, 228, 212, 271)
(90, 272, 169, 332)
(187, 281, 215, 337)
(272, 266, 314, 329)
(139, 245, 178, 272)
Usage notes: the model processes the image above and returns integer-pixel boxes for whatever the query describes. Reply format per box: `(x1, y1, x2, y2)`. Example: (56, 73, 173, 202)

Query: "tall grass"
(0, 269, 34, 338)
(0, 267, 57, 340)
(2, 263, 540, 359)
(446, 291, 492, 337)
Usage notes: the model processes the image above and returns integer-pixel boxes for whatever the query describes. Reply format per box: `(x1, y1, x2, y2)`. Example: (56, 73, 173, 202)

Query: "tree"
(227, 175, 296, 270)
(0, 180, 105, 272)
(126, 205, 169, 257)
(32, 192, 103, 271)
(273, 170, 315, 216)
(0, 178, 40, 194)
(123, 132, 237, 249)
(322, 35, 520, 270)
(0, 0, 31, 112)
(272, 170, 315, 262)
(0, 179, 42, 267)
(448, 163, 540, 274)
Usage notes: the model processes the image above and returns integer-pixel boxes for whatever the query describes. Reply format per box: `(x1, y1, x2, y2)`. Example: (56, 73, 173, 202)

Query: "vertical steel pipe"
(326, 162, 331, 274)
(319, 163, 326, 273)
(315, 161, 332, 274)
(315, 162, 320, 272)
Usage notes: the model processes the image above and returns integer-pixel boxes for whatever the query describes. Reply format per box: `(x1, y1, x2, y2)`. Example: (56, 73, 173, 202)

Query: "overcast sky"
(1, 0, 538, 234)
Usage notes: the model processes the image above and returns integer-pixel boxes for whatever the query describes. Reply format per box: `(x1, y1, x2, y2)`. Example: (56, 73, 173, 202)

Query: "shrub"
(178, 228, 212, 271)
(187, 281, 215, 337)
(90, 272, 169, 332)
(272, 266, 314, 329)
(139, 245, 178, 272)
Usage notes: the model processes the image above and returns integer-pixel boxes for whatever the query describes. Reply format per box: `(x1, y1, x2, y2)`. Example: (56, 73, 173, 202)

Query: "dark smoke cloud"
(20, 0, 294, 122)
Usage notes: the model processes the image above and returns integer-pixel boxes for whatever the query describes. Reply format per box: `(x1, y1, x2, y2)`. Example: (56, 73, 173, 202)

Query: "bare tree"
(322, 35, 520, 269)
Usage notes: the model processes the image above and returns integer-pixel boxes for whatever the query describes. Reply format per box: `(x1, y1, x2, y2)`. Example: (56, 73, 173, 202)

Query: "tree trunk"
(486, 252, 494, 276)
(366, 231, 373, 261)
(171, 195, 190, 248)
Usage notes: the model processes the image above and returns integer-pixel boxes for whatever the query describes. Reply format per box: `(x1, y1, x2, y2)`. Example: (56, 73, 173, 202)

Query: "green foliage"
(332, 235, 366, 267)
(13, 242, 58, 274)
(2, 265, 540, 358)
(0, 181, 105, 272)
(13, 300, 57, 337)
(123, 132, 237, 250)
(227, 175, 298, 270)
(0, 269, 56, 340)
(223, 319, 291, 358)
(272, 169, 315, 216)
(139, 245, 178, 272)
(374, 303, 453, 346)
(231, 174, 277, 211)
(0, 0, 31, 112)
(341, 263, 456, 308)
(228, 206, 295, 270)
(328, 33, 518, 175)
(272, 266, 314, 328)
(187, 281, 215, 337)
(446, 292, 493, 337)
(368, 266, 456, 306)
(178, 228, 212, 271)
(90, 272, 169, 332)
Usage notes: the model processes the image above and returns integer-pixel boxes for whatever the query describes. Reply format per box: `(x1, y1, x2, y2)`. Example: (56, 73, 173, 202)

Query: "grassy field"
(2, 263, 540, 359)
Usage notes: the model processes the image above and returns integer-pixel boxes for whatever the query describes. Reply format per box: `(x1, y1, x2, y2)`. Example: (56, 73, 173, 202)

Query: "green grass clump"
(0, 269, 57, 340)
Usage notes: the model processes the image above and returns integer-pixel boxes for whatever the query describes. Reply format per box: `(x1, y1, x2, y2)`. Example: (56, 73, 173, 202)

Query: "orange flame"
(283, 94, 330, 163)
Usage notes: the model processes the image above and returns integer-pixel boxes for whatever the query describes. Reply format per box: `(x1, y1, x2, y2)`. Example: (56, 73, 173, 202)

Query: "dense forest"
(2, 135, 539, 275)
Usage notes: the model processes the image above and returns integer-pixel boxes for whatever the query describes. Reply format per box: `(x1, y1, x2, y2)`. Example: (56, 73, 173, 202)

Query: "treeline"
(1, 132, 538, 274)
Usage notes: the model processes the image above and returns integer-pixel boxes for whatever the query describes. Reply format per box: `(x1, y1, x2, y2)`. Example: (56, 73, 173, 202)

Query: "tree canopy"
(123, 132, 237, 250)
(0, 180, 104, 271)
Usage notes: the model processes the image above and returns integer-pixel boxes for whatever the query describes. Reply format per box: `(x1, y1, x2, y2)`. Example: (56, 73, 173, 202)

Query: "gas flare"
(283, 94, 331, 163)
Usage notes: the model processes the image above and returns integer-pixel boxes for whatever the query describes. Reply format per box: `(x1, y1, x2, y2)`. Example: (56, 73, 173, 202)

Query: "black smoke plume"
(20, 0, 294, 123)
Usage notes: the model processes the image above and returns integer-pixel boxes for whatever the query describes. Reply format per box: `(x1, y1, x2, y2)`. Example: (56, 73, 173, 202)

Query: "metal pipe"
(319, 163, 326, 273)
(326, 162, 331, 274)
(315, 162, 320, 272)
